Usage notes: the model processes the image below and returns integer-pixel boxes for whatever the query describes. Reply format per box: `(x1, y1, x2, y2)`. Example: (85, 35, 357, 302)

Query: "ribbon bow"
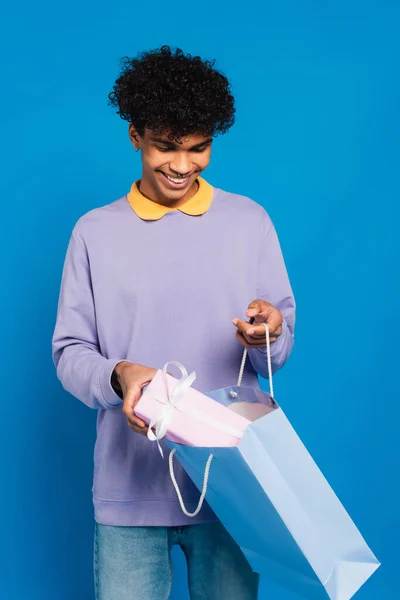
(147, 361, 197, 457)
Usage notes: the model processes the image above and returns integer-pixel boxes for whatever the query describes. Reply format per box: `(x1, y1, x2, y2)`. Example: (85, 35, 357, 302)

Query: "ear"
(128, 124, 141, 150)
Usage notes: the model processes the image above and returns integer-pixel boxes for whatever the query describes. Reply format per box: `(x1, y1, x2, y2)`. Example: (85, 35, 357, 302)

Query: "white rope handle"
(236, 322, 274, 398)
(169, 448, 213, 517)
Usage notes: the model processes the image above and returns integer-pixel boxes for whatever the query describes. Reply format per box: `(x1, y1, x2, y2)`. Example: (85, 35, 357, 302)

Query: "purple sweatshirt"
(52, 178, 295, 526)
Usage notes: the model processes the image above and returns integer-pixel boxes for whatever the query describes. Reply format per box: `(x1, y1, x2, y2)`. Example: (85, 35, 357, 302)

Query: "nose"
(169, 154, 191, 176)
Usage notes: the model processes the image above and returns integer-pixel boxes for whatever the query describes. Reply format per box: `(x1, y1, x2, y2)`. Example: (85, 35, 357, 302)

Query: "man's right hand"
(112, 362, 157, 436)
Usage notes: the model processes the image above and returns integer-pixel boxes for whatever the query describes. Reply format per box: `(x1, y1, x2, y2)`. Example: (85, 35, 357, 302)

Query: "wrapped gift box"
(135, 365, 250, 448)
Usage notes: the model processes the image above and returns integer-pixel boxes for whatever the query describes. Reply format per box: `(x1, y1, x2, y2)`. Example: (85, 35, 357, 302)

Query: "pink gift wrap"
(135, 369, 250, 447)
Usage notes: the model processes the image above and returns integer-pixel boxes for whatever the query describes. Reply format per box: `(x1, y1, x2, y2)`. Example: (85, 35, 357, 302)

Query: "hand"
(232, 299, 283, 348)
(113, 362, 157, 435)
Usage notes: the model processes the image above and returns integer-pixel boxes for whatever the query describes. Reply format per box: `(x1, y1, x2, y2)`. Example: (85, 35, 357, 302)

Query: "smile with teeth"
(160, 172, 190, 184)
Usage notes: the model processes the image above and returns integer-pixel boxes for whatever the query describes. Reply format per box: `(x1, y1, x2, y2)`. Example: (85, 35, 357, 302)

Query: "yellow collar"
(126, 176, 213, 221)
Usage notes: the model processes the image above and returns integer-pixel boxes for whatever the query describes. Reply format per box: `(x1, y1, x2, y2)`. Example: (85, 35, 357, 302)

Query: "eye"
(191, 147, 207, 153)
(156, 146, 172, 152)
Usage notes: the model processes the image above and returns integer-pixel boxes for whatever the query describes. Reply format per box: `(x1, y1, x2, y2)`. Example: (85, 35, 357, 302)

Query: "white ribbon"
(147, 361, 196, 457)
(147, 360, 244, 457)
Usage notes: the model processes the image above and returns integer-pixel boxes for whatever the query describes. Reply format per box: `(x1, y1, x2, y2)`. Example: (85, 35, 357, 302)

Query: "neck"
(138, 176, 200, 208)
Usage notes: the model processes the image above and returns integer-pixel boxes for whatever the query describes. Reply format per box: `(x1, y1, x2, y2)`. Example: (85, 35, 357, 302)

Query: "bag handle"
(169, 448, 214, 517)
(236, 322, 274, 398)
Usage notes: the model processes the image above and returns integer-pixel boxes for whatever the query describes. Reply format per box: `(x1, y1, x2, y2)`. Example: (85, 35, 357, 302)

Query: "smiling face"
(128, 124, 213, 207)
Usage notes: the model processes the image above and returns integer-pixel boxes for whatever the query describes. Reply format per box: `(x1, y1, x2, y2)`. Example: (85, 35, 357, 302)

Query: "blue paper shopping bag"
(167, 325, 380, 600)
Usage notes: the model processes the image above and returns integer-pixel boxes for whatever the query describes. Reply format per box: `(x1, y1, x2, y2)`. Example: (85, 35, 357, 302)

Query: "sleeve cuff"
(98, 358, 125, 408)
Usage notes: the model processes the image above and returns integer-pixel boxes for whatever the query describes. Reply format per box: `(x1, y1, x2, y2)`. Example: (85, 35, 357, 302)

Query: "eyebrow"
(150, 137, 213, 149)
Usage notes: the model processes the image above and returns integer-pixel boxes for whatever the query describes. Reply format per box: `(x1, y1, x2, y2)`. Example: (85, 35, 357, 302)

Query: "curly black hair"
(108, 45, 235, 142)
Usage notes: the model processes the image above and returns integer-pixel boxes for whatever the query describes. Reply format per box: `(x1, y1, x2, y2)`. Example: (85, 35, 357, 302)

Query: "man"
(52, 45, 295, 600)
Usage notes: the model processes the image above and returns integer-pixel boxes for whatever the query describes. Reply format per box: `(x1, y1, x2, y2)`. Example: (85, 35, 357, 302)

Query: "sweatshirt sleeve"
(247, 215, 296, 380)
(52, 229, 124, 409)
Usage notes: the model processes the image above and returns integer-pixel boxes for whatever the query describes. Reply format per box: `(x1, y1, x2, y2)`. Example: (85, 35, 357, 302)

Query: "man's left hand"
(232, 299, 283, 348)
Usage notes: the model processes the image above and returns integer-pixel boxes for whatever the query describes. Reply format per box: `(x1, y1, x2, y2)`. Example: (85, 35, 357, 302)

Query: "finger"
(246, 303, 262, 318)
(236, 329, 278, 348)
(245, 299, 269, 318)
(266, 309, 283, 331)
(128, 421, 149, 436)
(138, 376, 156, 389)
(237, 334, 278, 348)
(247, 323, 282, 337)
(247, 301, 275, 320)
(232, 318, 276, 340)
(232, 318, 256, 336)
(247, 308, 282, 336)
(123, 384, 146, 428)
(233, 308, 275, 331)
(236, 332, 262, 348)
(238, 328, 279, 344)
(129, 415, 147, 429)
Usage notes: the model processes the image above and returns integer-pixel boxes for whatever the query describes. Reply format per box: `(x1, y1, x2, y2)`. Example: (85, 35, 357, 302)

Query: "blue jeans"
(94, 521, 259, 599)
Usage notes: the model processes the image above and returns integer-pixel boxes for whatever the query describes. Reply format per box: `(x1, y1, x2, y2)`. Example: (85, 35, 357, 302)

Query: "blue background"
(0, 1, 398, 598)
